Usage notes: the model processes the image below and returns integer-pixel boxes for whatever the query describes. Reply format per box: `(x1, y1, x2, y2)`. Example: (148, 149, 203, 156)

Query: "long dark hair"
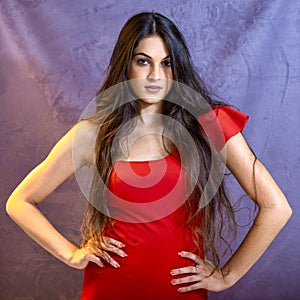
(80, 11, 237, 272)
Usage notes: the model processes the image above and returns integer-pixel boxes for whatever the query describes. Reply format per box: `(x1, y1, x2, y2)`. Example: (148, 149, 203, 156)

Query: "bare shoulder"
(72, 119, 100, 166)
(74, 119, 99, 142)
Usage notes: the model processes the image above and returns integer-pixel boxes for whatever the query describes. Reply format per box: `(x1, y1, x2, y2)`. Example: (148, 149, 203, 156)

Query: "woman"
(6, 12, 292, 299)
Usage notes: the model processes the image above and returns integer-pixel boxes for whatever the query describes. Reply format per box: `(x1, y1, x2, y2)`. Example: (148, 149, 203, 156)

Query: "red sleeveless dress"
(80, 106, 249, 300)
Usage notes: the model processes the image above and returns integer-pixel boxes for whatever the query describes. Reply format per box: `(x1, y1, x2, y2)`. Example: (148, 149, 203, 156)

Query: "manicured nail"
(170, 270, 176, 275)
(113, 261, 120, 268)
(171, 279, 176, 285)
(119, 250, 127, 257)
(178, 288, 182, 293)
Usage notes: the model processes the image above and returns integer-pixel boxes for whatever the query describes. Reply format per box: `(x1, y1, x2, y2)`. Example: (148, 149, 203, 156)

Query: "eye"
(162, 60, 172, 67)
(137, 59, 149, 66)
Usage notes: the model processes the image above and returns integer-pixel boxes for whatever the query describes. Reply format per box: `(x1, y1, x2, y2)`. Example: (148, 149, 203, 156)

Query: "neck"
(138, 101, 163, 126)
(137, 113, 163, 128)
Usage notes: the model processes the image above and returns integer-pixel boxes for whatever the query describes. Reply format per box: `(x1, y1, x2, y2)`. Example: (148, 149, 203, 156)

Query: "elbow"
(5, 193, 30, 220)
(257, 199, 293, 229)
(281, 205, 292, 230)
(285, 204, 293, 221)
(274, 202, 293, 228)
(6, 195, 17, 218)
(280, 196, 293, 221)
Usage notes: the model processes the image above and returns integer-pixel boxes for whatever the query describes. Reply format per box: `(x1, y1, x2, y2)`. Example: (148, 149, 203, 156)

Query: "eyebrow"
(133, 52, 170, 60)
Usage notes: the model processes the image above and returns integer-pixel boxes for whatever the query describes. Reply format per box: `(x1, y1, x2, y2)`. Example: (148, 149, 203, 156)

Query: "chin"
(138, 98, 164, 104)
(137, 98, 164, 110)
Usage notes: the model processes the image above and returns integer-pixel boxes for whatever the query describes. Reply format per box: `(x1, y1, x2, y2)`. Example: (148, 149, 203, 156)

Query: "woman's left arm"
(171, 132, 292, 292)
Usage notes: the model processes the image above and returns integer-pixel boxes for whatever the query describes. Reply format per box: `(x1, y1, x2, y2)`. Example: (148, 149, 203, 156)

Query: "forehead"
(134, 35, 169, 57)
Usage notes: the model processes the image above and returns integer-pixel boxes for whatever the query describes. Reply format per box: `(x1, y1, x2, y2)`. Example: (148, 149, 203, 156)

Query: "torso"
(80, 146, 207, 300)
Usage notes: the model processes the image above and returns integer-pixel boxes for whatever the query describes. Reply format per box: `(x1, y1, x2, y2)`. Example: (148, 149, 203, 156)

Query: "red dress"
(80, 106, 249, 300)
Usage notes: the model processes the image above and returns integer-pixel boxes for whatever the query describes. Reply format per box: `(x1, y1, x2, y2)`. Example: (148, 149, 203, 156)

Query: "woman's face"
(128, 35, 173, 110)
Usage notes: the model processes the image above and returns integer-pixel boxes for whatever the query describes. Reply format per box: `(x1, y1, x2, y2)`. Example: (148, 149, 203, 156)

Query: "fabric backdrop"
(1, 0, 299, 299)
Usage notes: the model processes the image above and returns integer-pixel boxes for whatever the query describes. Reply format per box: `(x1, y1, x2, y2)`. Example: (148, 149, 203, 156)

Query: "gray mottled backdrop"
(1, 0, 299, 299)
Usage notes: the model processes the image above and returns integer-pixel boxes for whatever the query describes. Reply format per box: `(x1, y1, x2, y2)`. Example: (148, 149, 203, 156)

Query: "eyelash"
(137, 59, 148, 66)
(136, 59, 172, 67)
(162, 61, 172, 67)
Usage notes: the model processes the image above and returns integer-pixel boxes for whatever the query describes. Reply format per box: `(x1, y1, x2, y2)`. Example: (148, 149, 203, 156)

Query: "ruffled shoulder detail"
(197, 105, 249, 151)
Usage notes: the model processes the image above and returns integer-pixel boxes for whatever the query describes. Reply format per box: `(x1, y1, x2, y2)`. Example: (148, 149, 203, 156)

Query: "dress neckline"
(114, 147, 178, 164)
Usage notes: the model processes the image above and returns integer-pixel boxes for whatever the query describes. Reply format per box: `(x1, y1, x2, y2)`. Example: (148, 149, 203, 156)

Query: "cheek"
(128, 69, 135, 80)
(128, 65, 142, 80)
(166, 68, 173, 80)
(128, 77, 146, 99)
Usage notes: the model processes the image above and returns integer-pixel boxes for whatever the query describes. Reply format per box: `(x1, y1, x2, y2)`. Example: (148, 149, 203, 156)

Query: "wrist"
(57, 244, 79, 266)
(221, 266, 240, 289)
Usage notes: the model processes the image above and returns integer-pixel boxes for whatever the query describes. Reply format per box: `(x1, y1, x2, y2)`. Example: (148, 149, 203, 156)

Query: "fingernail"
(113, 261, 120, 268)
(171, 279, 176, 285)
(120, 251, 128, 257)
(170, 270, 176, 275)
(178, 251, 183, 256)
(178, 288, 182, 293)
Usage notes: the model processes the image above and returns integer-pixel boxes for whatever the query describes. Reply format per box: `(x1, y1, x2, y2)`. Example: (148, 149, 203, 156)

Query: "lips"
(145, 85, 162, 93)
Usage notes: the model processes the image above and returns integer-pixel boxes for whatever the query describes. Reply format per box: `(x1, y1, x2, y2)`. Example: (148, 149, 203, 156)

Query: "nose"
(147, 64, 161, 81)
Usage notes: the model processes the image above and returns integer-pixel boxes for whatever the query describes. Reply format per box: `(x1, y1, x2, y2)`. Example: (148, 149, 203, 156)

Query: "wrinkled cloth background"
(1, 0, 299, 299)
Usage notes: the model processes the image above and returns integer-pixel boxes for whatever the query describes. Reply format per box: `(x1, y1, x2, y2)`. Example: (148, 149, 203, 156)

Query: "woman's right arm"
(6, 120, 125, 269)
